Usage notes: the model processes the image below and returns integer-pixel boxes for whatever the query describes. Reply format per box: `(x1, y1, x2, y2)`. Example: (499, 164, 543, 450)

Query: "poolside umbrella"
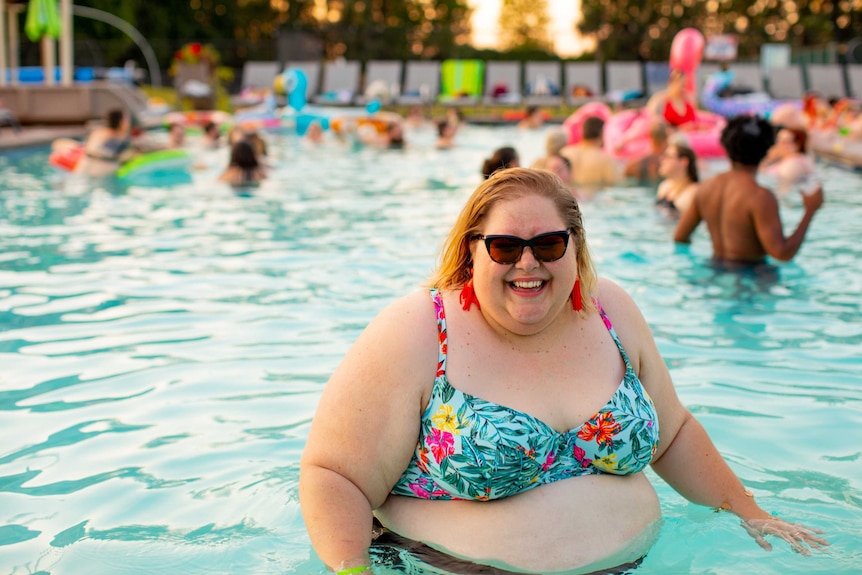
(25, 0, 62, 42)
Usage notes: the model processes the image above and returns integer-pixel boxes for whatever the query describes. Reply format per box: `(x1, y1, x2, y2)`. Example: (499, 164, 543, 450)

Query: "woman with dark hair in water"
(219, 139, 267, 187)
(656, 143, 699, 215)
(481, 146, 519, 179)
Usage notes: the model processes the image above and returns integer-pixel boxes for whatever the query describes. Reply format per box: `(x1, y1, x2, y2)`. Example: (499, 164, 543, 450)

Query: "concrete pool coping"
(0, 124, 88, 151)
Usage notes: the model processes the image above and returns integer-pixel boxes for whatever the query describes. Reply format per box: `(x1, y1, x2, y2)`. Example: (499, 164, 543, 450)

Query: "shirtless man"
(674, 114, 823, 263)
(560, 115, 621, 189)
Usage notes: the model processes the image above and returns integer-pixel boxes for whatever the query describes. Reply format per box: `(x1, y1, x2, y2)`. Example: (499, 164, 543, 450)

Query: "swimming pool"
(0, 124, 860, 575)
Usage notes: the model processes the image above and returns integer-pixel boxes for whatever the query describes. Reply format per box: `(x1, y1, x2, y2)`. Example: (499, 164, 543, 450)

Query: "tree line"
(53, 0, 862, 74)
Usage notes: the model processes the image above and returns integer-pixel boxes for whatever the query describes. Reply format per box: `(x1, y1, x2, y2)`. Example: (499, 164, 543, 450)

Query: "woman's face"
(470, 194, 577, 336)
(659, 145, 684, 178)
(775, 129, 798, 153)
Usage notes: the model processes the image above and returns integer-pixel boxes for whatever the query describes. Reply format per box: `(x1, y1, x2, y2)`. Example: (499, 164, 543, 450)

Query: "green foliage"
(578, 0, 861, 61)
(67, 0, 855, 74)
(498, 0, 552, 53)
(318, 0, 473, 60)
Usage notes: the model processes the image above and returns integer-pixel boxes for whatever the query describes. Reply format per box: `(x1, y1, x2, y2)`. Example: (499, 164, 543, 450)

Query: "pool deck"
(0, 124, 88, 151)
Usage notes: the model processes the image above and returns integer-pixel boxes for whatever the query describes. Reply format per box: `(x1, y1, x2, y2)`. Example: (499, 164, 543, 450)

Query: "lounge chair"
(175, 62, 217, 110)
(483, 61, 522, 106)
(849, 64, 862, 99)
(805, 64, 847, 99)
(524, 61, 563, 107)
(605, 61, 644, 105)
(397, 61, 440, 105)
(695, 63, 721, 98)
(730, 63, 765, 93)
(767, 65, 805, 100)
(439, 59, 484, 105)
(314, 60, 361, 105)
(231, 61, 281, 108)
(645, 61, 670, 97)
(565, 61, 603, 106)
(357, 60, 402, 105)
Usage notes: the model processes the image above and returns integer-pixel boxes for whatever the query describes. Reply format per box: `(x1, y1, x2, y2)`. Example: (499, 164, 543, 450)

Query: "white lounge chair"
(397, 61, 440, 105)
(524, 61, 563, 107)
(806, 64, 847, 99)
(314, 60, 361, 105)
(849, 64, 862, 99)
(483, 61, 522, 106)
(767, 65, 805, 99)
(359, 60, 403, 105)
(645, 61, 670, 97)
(232, 61, 281, 108)
(605, 61, 643, 105)
(730, 63, 765, 93)
(565, 61, 603, 105)
(695, 63, 721, 96)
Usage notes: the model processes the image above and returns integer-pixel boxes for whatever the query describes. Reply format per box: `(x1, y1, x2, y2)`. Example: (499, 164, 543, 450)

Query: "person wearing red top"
(646, 69, 698, 129)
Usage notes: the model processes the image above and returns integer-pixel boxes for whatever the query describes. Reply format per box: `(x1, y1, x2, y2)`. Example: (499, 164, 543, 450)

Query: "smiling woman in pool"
(300, 168, 828, 575)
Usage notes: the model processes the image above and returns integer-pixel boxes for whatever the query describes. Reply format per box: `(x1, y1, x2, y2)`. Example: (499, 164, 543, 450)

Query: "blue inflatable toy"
(277, 68, 308, 112)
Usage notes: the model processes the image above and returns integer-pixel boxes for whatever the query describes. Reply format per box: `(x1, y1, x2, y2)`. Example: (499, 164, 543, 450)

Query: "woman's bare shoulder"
(594, 277, 636, 312)
(593, 277, 653, 343)
(363, 289, 439, 353)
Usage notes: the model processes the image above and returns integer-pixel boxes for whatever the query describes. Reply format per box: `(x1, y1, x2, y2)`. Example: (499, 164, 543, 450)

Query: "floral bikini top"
(390, 289, 660, 501)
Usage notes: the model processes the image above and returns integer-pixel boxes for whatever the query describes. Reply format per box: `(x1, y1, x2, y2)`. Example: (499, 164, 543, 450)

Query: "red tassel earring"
(460, 270, 480, 311)
(571, 277, 583, 311)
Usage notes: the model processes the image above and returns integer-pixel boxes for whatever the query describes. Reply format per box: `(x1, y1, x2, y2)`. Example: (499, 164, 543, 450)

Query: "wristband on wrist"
(337, 567, 369, 575)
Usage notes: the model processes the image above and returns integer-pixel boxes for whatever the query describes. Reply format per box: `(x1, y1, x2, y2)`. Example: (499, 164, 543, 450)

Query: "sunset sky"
(468, 0, 591, 57)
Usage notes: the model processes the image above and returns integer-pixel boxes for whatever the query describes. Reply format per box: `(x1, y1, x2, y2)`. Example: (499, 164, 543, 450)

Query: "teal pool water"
(1, 125, 860, 575)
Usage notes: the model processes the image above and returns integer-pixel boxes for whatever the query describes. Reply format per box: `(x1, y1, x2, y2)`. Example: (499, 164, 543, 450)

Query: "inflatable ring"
(603, 109, 727, 159)
(164, 110, 232, 128)
(49, 141, 85, 171)
(116, 149, 193, 184)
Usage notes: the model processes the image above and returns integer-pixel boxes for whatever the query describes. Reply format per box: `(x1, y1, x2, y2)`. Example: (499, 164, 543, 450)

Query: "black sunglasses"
(474, 230, 571, 265)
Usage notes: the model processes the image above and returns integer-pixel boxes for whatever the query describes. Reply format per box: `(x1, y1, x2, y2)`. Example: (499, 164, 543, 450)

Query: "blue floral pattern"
(390, 289, 660, 501)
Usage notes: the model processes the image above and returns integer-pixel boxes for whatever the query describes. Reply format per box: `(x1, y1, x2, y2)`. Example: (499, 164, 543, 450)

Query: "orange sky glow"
(468, 0, 593, 57)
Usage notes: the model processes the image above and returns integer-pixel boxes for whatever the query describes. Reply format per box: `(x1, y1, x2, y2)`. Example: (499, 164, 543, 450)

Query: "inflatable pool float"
(49, 141, 85, 171)
(603, 108, 727, 159)
(116, 149, 193, 185)
(164, 110, 233, 128)
(811, 137, 862, 172)
(562, 102, 613, 145)
(701, 74, 799, 119)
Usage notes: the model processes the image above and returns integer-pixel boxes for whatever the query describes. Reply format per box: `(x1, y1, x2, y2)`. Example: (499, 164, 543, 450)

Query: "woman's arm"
(300, 290, 438, 571)
(596, 278, 829, 555)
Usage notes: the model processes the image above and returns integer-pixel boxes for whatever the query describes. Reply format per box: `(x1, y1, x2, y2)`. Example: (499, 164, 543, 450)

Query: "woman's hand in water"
(741, 517, 829, 556)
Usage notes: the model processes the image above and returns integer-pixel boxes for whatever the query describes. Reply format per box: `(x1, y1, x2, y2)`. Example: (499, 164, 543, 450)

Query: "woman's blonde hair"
(427, 167, 597, 313)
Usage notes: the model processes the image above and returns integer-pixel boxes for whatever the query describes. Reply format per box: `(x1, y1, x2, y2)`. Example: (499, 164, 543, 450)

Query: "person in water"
(481, 146, 519, 179)
(75, 108, 132, 177)
(623, 121, 669, 186)
(655, 142, 699, 215)
(300, 167, 828, 575)
(674, 115, 824, 263)
(759, 126, 815, 194)
(645, 69, 698, 129)
(560, 115, 621, 189)
(218, 139, 266, 187)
